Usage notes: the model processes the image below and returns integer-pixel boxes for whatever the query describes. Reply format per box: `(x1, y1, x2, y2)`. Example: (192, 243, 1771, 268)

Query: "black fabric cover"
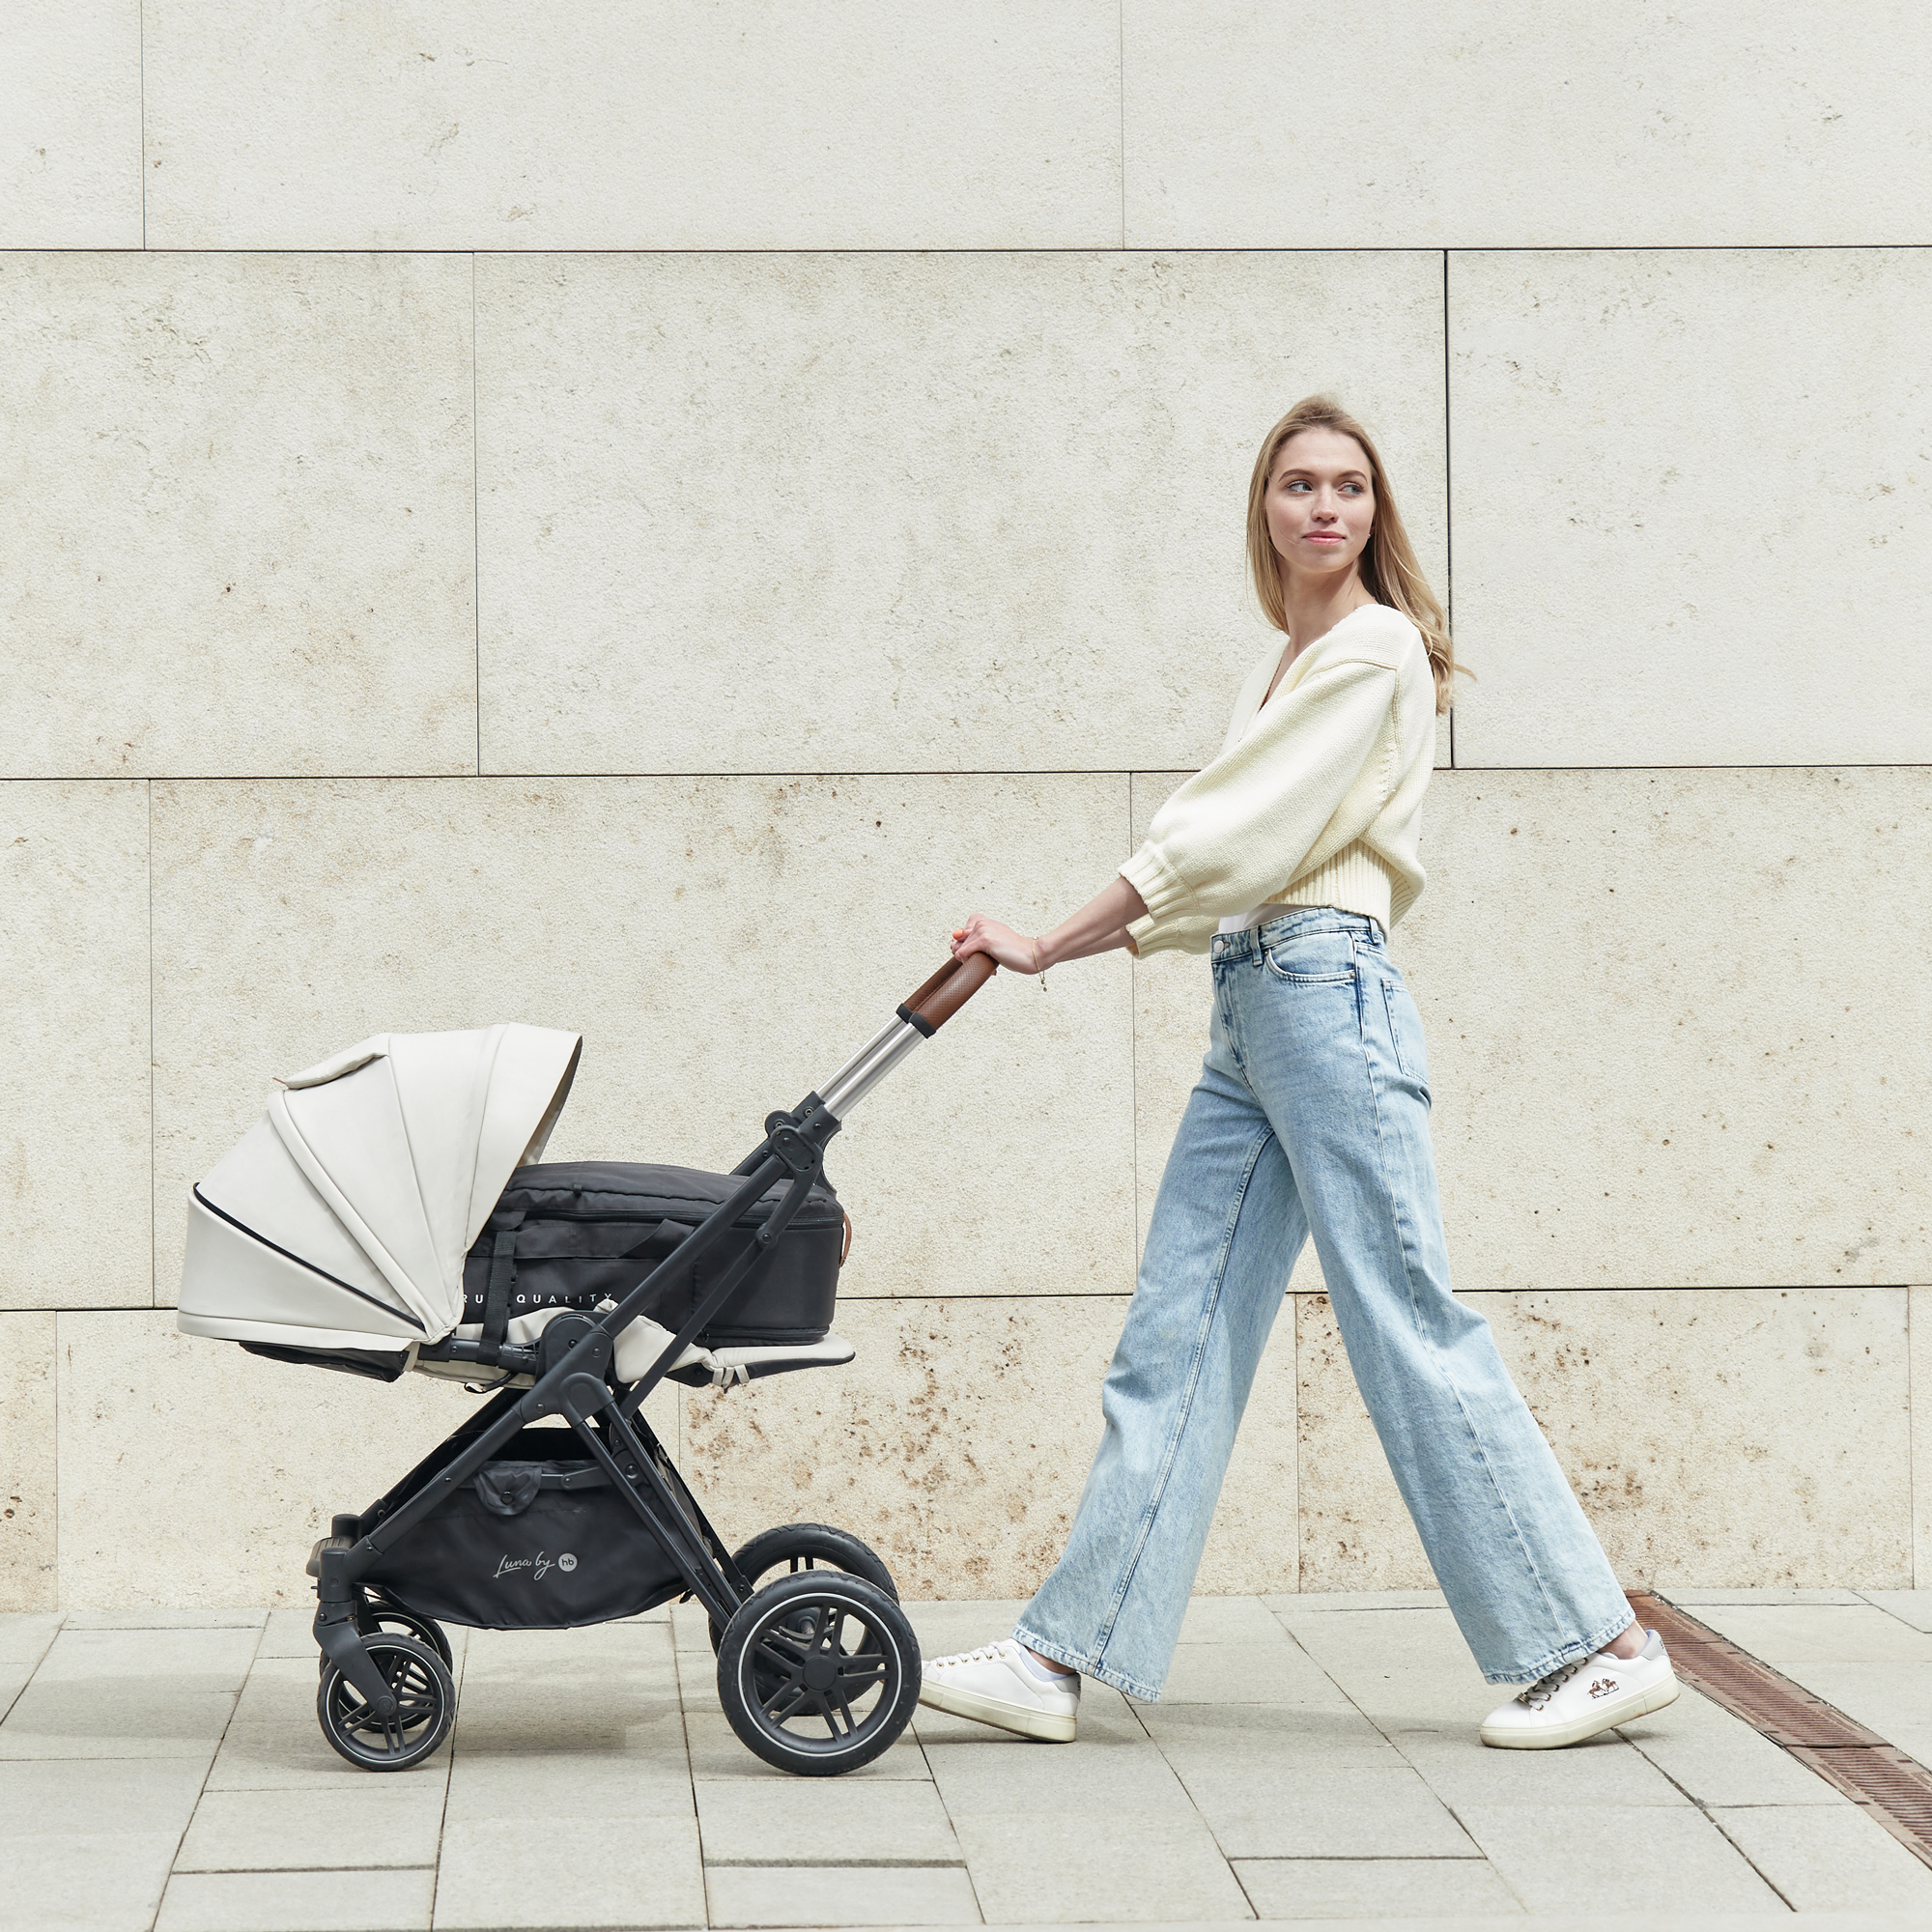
(241, 1340, 407, 1383)
(462, 1160, 843, 1347)
(363, 1425, 696, 1629)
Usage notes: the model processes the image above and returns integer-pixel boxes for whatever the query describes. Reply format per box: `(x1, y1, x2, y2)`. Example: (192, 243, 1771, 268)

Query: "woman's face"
(1264, 428, 1376, 584)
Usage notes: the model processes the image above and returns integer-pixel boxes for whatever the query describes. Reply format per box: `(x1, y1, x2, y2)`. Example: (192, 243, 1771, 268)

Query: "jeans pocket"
(1379, 975, 1432, 1101)
(1261, 931, 1356, 984)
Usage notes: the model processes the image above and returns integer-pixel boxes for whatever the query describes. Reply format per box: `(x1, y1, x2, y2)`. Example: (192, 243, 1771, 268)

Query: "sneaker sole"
(1480, 1670, 1680, 1749)
(917, 1676, 1077, 1743)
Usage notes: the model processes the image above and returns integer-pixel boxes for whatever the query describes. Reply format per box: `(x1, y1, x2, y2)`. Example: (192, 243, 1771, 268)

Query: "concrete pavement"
(5, 1590, 1932, 1929)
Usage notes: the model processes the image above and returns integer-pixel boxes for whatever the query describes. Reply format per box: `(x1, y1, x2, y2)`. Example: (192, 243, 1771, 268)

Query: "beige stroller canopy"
(180, 1025, 582, 1359)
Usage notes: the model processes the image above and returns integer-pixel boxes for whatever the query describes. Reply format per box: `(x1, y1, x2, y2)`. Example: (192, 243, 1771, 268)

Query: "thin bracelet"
(1030, 936, 1048, 987)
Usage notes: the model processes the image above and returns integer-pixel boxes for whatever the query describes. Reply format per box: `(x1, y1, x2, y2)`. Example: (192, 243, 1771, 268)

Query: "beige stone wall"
(3, 4, 1927, 1609)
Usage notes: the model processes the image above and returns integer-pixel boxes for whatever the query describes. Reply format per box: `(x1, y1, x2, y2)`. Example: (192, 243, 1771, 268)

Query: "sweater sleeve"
(1120, 653, 1398, 953)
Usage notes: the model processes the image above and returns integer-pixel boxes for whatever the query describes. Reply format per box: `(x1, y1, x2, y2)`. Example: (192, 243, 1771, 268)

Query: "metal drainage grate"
(1630, 1590, 1932, 1871)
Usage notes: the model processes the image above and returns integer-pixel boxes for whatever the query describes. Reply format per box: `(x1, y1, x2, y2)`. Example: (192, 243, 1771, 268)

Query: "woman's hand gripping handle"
(950, 874, 1151, 981)
(899, 951, 999, 1034)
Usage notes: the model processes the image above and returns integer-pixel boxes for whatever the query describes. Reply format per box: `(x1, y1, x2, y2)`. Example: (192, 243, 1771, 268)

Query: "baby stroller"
(176, 953, 995, 1776)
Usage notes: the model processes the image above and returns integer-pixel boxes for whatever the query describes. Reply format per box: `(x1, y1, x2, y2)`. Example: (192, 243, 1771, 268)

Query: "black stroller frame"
(308, 952, 995, 1776)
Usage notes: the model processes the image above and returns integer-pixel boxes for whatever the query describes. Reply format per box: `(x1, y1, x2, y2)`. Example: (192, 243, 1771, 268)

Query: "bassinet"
(179, 1024, 852, 1388)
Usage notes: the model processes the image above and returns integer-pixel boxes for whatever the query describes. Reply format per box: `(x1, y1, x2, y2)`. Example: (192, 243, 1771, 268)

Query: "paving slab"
(1686, 1604, 1932, 1663)
(256, 1607, 321, 1659)
(0, 1754, 210, 1837)
(686, 1706, 930, 1781)
(16, 1625, 261, 1684)
(1269, 1607, 1494, 1727)
(1, 1759, 210, 1929)
(1158, 1641, 1364, 1711)
(1234, 1857, 1524, 1918)
(1862, 1589, 1932, 1633)
(1662, 1588, 1869, 1606)
(1387, 1721, 1691, 1809)
(434, 1814, 703, 1929)
(0, 1661, 34, 1721)
(1268, 1605, 1468, 1657)
(925, 1731, 1198, 1818)
(9, 1830, 190, 1932)
(0, 1626, 258, 1759)
(952, 1811, 1254, 1923)
(695, 1776, 961, 1864)
(1136, 1700, 1402, 1771)
(65, 1609, 268, 1632)
(174, 1782, 448, 1872)
(157, 1866, 437, 1932)
(1264, 1592, 1449, 1615)
(443, 1744, 693, 1822)
(231, 1654, 340, 1728)
(1179, 1597, 1301, 1645)
(206, 1718, 408, 1793)
(902, 1600, 1036, 1659)
(676, 1641, 724, 1715)
(1286, 1661, 1499, 1731)
(706, 1862, 980, 1927)
(671, 1599, 721, 1654)
(1179, 1760, 1482, 1862)
(1451, 1804, 1784, 1913)
(0, 1611, 67, 1662)
(1711, 1804, 1932, 1912)
(1616, 1682, 1853, 1806)
(1136, 1706, 1476, 1861)
(451, 1649, 686, 1759)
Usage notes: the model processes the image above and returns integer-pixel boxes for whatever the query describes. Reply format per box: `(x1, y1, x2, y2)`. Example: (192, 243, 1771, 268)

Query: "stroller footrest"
(305, 1533, 354, 1578)
(665, 1334, 857, 1389)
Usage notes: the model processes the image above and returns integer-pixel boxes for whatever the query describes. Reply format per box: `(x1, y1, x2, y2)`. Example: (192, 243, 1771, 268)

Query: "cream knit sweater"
(1121, 603, 1436, 956)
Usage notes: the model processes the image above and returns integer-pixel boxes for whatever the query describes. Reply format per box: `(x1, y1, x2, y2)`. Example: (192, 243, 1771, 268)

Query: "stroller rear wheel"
(716, 1572, 920, 1776)
(317, 1634, 455, 1772)
(712, 1522, 898, 1650)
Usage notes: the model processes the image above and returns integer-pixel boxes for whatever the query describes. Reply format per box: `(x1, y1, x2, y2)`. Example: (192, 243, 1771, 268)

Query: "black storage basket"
(465, 1160, 845, 1347)
(362, 1425, 696, 1630)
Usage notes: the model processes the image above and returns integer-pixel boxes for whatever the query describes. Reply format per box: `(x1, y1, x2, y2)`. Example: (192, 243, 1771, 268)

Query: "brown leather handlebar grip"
(900, 952, 998, 1034)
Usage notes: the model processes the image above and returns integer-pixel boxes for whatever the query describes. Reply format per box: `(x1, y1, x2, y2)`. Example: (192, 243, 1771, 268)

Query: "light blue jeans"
(1016, 907, 1632, 1696)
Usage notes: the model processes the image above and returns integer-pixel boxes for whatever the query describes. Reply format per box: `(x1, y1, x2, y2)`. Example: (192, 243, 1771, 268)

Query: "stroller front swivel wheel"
(320, 1596, 452, 1675)
(317, 1634, 455, 1772)
(717, 1572, 921, 1776)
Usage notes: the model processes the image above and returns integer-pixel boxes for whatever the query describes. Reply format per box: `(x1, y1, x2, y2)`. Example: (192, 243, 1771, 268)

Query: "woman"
(922, 395, 1678, 1752)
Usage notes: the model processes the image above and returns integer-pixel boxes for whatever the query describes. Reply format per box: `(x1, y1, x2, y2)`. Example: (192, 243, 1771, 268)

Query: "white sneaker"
(918, 1639, 1080, 1743)
(1481, 1629, 1679, 1749)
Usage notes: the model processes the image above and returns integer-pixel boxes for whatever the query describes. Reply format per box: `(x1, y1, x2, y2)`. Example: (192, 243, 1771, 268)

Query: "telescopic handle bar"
(813, 950, 998, 1119)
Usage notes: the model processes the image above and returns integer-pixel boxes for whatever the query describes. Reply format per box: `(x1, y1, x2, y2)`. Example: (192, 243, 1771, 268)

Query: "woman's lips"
(1305, 533, 1345, 543)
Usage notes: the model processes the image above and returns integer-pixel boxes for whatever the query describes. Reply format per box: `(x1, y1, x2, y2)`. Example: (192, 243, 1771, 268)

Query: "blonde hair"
(1245, 394, 1464, 715)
